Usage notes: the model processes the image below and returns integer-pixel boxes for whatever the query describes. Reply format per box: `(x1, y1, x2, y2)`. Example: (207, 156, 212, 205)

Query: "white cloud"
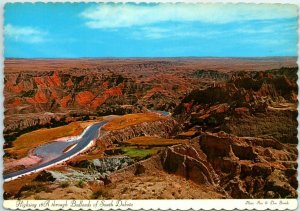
(139, 27, 170, 39)
(132, 26, 222, 40)
(132, 27, 172, 39)
(80, 3, 298, 29)
(5, 24, 47, 43)
(235, 21, 297, 34)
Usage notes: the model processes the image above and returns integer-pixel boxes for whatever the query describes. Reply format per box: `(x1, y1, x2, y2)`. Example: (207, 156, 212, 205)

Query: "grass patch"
(125, 136, 188, 146)
(76, 180, 85, 188)
(60, 181, 70, 188)
(102, 113, 166, 131)
(91, 188, 110, 199)
(121, 146, 161, 160)
(5, 121, 94, 159)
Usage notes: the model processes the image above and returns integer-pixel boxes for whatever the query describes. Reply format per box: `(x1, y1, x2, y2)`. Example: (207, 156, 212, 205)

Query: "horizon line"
(5, 56, 298, 60)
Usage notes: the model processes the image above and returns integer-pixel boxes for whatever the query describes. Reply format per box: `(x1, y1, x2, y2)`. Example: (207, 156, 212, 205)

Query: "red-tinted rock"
(75, 91, 95, 106)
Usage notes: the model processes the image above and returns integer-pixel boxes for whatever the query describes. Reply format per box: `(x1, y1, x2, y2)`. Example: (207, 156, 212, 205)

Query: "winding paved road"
(4, 122, 105, 182)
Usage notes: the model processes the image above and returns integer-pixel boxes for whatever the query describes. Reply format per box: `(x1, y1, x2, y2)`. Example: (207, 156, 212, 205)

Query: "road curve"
(4, 122, 105, 182)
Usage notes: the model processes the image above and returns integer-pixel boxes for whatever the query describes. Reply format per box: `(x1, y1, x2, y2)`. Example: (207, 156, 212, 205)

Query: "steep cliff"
(160, 131, 297, 198)
(173, 67, 298, 143)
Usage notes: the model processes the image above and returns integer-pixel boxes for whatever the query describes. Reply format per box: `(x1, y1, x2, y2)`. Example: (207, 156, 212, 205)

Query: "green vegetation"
(76, 180, 85, 188)
(60, 181, 70, 188)
(121, 146, 162, 160)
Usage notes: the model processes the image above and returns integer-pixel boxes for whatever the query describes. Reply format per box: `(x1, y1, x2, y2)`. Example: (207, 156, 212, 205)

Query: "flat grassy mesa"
(125, 136, 188, 146)
(102, 113, 167, 131)
(5, 121, 94, 160)
(121, 146, 162, 160)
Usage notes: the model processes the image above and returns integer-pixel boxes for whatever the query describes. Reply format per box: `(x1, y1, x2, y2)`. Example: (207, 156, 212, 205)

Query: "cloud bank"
(5, 24, 47, 43)
(80, 3, 298, 29)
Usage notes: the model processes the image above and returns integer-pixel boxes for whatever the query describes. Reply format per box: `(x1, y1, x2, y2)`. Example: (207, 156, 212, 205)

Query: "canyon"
(3, 57, 298, 200)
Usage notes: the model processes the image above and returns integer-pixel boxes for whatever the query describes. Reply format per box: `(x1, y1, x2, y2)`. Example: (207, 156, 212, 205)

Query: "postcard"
(2, 1, 299, 210)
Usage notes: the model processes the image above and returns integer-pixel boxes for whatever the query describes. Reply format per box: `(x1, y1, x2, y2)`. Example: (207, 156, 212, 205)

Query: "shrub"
(91, 189, 109, 199)
(76, 180, 84, 188)
(60, 181, 70, 188)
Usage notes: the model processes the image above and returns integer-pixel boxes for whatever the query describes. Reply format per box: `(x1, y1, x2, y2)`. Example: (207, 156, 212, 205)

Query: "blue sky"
(4, 3, 298, 58)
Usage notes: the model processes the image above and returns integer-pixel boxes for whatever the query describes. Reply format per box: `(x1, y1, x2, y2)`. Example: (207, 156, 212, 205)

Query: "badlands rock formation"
(3, 58, 298, 200)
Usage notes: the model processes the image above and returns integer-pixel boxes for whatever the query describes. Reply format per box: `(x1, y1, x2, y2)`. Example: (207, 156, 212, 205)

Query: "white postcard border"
(3, 199, 299, 210)
(1, 0, 300, 211)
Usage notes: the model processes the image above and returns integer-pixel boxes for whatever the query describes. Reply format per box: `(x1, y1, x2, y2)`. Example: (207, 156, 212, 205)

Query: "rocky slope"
(203, 132, 297, 198)
(3, 58, 298, 200)
(160, 66, 298, 198)
(173, 67, 298, 143)
(99, 118, 178, 147)
(106, 130, 297, 198)
(35, 156, 134, 182)
(161, 144, 220, 186)
(5, 59, 297, 139)
(4, 67, 197, 138)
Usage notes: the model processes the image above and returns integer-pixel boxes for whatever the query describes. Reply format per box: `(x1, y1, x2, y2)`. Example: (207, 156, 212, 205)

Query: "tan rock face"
(173, 67, 298, 145)
(161, 132, 297, 199)
(161, 144, 220, 186)
(102, 119, 297, 199)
